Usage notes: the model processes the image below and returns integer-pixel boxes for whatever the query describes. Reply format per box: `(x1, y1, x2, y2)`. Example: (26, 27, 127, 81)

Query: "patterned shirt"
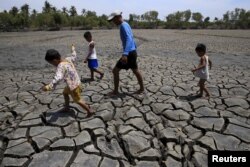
(46, 50, 81, 91)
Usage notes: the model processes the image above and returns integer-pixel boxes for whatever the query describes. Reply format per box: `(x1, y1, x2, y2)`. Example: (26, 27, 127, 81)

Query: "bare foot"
(205, 94, 210, 99)
(99, 73, 104, 80)
(62, 106, 70, 112)
(195, 94, 203, 98)
(106, 91, 119, 97)
(134, 89, 145, 94)
(86, 112, 95, 118)
(86, 106, 95, 118)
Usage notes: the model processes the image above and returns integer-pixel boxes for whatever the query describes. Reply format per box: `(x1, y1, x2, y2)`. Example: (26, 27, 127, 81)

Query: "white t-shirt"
(194, 55, 210, 80)
(88, 41, 97, 59)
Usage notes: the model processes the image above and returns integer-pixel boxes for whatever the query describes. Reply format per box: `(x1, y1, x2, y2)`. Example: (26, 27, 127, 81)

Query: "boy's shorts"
(88, 59, 99, 69)
(63, 86, 82, 103)
(116, 50, 138, 70)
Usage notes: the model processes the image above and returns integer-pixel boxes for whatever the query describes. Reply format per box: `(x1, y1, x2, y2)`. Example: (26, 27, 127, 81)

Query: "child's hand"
(41, 86, 47, 91)
(120, 55, 128, 64)
(71, 44, 75, 52)
(84, 59, 87, 63)
(191, 68, 196, 73)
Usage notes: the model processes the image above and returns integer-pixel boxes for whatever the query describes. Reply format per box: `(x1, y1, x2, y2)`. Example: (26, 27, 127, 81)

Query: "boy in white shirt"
(83, 31, 104, 81)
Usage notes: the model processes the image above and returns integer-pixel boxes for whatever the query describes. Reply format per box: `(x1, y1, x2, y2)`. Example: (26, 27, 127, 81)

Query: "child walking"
(192, 43, 212, 98)
(83, 31, 104, 81)
(42, 45, 94, 117)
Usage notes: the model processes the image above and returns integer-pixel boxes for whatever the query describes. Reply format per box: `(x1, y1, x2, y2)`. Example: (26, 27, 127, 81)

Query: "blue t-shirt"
(120, 22, 136, 56)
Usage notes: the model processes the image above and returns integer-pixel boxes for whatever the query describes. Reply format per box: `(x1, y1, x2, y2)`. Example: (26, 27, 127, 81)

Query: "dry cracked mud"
(0, 30, 250, 167)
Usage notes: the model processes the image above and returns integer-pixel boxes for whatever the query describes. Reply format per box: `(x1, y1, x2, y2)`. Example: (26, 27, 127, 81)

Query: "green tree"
(83, 10, 98, 29)
(30, 9, 37, 28)
(61, 7, 69, 26)
(184, 10, 191, 22)
(1, 2, 250, 31)
(143, 10, 158, 22)
(182, 10, 191, 28)
(32, 9, 37, 16)
(51, 7, 57, 13)
(8, 6, 21, 29)
(81, 9, 86, 16)
(192, 12, 203, 28)
(175, 11, 184, 27)
(53, 12, 62, 26)
(21, 4, 29, 16)
(129, 14, 134, 23)
(247, 11, 250, 28)
(192, 12, 203, 23)
(9, 6, 19, 16)
(223, 11, 230, 28)
(203, 17, 210, 28)
(237, 8, 248, 28)
(128, 14, 141, 28)
(166, 13, 176, 28)
(43, 1, 52, 13)
(20, 4, 30, 27)
(166, 11, 185, 28)
(62, 7, 68, 15)
(69, 6, 77, 17)
(223, 11, 230, 22)
(69, 6, 77, 28)
(223, 8, 250, 29)
(35, 13, 54, 28)
(142, 10, 159, 28)
(85, 11, 96, 17)
(0, 12, 12, 31)
(98, 14, 109, 28)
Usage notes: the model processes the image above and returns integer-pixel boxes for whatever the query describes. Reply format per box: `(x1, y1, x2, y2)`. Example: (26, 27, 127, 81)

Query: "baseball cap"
(108, 10, 122, 21)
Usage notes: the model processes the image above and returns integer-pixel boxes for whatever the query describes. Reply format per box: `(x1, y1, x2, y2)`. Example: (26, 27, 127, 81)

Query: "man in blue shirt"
(107, 10, 144, 96)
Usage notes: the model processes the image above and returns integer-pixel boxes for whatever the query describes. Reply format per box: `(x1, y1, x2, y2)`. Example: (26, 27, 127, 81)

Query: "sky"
(0, 0, 249, 20)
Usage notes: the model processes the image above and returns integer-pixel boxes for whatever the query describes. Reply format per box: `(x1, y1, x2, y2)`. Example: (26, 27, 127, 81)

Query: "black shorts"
(116, 50, 138, 70)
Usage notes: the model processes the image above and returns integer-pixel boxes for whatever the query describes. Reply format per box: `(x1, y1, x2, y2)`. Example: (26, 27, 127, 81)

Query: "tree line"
(0, 1, 249, 31)
(129, 9, 250, 29)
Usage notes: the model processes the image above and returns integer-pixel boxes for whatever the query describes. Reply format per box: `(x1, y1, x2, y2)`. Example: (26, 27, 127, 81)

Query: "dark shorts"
(88, 59, 99, 69)
(116, 50, 138, 70)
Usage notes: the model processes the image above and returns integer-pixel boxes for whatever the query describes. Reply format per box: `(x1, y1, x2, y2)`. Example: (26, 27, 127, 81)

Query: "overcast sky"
(0, 0, 249, 20)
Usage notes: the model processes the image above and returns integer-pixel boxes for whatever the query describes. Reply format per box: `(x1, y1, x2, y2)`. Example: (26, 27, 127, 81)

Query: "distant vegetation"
(0, 1, 249, 31)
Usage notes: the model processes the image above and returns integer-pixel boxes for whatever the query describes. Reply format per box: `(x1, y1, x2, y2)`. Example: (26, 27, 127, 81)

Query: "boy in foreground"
(41, 45, 94, 117)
